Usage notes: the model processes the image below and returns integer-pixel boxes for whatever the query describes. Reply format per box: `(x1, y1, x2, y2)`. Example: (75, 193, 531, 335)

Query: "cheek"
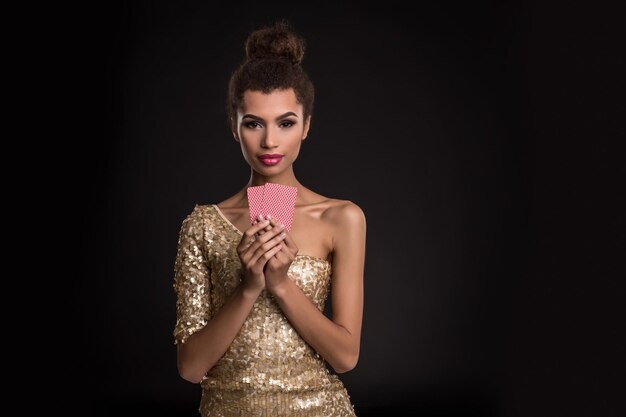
(242, 140, 256, 153)
(239, 130, 259, 146)
(286, 127, 304, 142)
(289, 139, 302, 158)
(238, 136, 255, 155)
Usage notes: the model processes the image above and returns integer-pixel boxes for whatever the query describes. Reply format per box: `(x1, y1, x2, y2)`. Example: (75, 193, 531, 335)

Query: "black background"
(43, 1, 624, 416)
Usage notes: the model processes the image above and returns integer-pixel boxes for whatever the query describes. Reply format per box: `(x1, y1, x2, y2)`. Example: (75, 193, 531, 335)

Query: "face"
(233, 88, 311, 173)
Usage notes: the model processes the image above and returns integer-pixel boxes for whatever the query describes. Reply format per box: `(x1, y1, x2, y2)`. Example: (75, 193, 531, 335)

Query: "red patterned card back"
(261, 182, 298, 232)
(247, 185, 265, 225)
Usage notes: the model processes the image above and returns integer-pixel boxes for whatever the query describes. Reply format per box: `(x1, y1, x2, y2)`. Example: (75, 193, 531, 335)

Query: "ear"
(302, 115, 312, 140)
(231, 118, 239, 142)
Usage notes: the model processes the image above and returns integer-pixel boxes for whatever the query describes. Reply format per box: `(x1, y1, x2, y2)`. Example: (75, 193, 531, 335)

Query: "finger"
(253, 214, 264, 228)
(252, 215, 268, 228)
(263, 219, 274, 232)
(273, 246, 290, 263)
(252, 240, 283, 268)
(266, 214, 280, 226)
(254, 216, 269, 236)
(239, 236, 257, 262)
(249, 246, 269, 267)
(244, 236, 256, 250)
(248, 221, 283, 262)
(266, 219, 290, 248)
(247, 229, 272, 264)
(255, 219, 284, 242)
(254, 223, 281, 245)
(245, 218, 271, 239)
(264, 242, 283, 260)
(252, 228, 286, 258)
(266, 216, 286, 235)
(258, 214, 277, 235)
(277, 228, 298, 252)
(238, 237, 252, 256)
(240, 222, 267, 256)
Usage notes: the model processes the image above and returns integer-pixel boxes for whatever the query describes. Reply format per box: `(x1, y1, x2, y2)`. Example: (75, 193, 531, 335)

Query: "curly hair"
(226, 20, 315, 129)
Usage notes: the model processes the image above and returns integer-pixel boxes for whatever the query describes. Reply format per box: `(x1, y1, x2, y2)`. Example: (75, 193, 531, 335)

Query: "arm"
(177, 285, 262, 384)
(173, 209, 263, 384)
(268, 202, 366, 373)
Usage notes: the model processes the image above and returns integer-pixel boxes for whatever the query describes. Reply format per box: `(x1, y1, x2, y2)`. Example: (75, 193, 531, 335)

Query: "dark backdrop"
(53, 1, 623, 416)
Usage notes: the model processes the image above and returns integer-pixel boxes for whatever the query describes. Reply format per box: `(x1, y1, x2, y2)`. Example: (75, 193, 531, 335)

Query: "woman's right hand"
(237, 216, 286, 294)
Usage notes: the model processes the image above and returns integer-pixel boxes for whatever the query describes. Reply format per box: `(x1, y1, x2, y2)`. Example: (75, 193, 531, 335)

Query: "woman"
(173, 20, 366, 416)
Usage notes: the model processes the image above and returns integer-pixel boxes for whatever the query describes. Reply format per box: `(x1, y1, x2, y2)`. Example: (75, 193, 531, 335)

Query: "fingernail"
(266, 214, 272, 219)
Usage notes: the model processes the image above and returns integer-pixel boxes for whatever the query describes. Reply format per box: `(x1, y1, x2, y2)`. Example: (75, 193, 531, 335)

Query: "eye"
(280, 120, 295, 128)
(244, 121, 262, 129)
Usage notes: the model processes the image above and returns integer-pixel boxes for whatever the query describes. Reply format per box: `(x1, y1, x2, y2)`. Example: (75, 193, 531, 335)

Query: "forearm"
(269, 277, 358, 373)
(178, 284, 261, 383)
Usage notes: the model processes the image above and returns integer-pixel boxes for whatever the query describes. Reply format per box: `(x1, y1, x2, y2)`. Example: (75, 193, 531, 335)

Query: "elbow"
(177, 354, 206, 384)
(178, 362, 206, 384)
(333, 352, 359, 374)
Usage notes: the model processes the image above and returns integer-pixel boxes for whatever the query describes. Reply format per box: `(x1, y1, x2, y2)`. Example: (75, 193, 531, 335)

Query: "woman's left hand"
(262, 216, 298, 294)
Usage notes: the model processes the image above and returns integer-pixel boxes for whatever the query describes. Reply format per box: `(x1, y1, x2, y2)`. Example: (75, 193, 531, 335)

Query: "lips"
(258, 154, 283, 166)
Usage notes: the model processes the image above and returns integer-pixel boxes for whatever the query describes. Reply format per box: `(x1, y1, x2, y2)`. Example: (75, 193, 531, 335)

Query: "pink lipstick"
(258, 154, 284, 166)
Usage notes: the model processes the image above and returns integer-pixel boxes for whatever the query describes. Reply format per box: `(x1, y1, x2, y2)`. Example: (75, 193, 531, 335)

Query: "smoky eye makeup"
(242, 120, 262, 128)
(280, 119, 296, 127)
(242, 118, 297, 129)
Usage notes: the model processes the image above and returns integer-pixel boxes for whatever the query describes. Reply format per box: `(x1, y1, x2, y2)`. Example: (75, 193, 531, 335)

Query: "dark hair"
(226, 20, 315, 129)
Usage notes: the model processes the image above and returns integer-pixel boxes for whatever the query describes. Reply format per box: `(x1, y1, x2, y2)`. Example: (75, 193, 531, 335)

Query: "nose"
(261, 126, 278, 148)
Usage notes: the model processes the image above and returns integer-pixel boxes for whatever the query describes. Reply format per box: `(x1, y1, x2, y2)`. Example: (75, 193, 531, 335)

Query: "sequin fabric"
(173, 204, 358, 416)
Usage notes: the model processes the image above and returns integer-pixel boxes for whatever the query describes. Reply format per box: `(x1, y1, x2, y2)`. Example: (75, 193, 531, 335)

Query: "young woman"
(173, 20, 366, 416)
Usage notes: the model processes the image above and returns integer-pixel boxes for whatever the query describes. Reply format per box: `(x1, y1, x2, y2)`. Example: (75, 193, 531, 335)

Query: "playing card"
(261, 182, 298, 232)
(247, 185, 265, 225)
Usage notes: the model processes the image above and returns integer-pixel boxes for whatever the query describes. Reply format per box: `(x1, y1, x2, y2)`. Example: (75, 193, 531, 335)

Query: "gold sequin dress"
(173, 204, 358, 416)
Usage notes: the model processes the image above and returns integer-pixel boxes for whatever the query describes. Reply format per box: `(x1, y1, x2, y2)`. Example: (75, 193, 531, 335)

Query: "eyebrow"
(242, 112, 299, 121)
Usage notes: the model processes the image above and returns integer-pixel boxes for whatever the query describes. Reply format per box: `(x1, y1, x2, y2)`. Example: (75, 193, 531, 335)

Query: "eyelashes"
(243, 121, 260, 129)
(243, 120, 296, 129)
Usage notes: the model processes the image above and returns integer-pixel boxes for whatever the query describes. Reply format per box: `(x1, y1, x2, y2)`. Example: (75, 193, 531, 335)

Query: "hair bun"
(245, 20, 305, 65)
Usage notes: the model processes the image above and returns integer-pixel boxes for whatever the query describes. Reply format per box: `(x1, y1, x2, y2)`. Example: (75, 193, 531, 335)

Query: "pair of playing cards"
(247, 182, 298, 232)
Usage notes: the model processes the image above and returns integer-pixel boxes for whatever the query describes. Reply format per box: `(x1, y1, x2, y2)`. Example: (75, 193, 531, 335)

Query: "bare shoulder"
(323, 199, 366, 233)
(321, 199, 366, 264)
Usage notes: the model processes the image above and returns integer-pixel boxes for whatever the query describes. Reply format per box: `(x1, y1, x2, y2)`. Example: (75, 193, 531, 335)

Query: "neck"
(247, 166, 301, 189)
